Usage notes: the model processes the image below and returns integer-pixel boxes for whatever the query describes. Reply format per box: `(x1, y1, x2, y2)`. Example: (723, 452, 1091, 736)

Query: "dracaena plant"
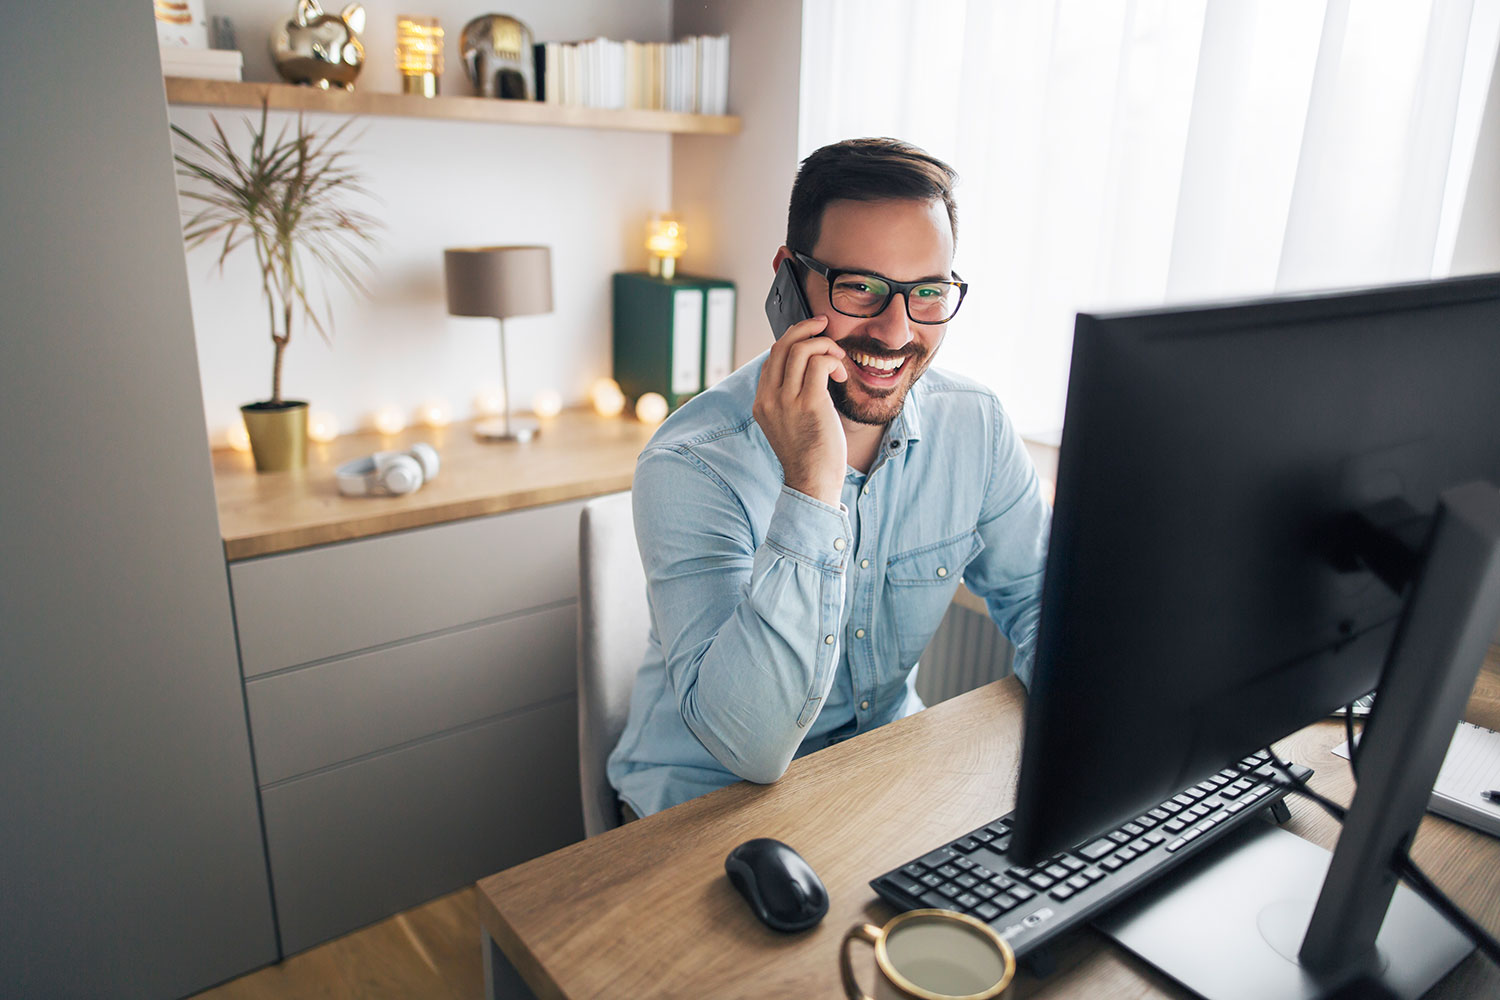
(171, 99, 381, 404)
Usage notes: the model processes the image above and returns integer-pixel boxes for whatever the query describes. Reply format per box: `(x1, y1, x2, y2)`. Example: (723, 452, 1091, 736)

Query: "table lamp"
(444, 245, 554, 442)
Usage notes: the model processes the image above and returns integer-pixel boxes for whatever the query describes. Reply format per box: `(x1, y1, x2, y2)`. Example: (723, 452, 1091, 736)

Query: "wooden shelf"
(165, 77, 740, 135)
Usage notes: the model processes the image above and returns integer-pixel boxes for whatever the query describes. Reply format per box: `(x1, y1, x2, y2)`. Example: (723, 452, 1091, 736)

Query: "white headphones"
(335, 443, 441, 497)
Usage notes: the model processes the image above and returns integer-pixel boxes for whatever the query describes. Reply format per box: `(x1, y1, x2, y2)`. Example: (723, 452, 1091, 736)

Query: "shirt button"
(862, 485, 870, 495)
(860, 558, 870, 569)
(825, 634, 835, 645)
(860, 700, 870, 711)
(834, 538, 845, 551)
(855, 628, 866, 639)
(936, 567, 948, 578)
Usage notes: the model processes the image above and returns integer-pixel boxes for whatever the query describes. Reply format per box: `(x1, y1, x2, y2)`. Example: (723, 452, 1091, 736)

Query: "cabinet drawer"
(232, 499, 585, 677)
(246, 603, 577, 785)
(260, 697, 583, 955)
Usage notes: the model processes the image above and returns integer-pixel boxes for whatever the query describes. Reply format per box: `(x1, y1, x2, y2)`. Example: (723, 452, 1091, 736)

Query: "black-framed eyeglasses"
(792, 250, 967, 325)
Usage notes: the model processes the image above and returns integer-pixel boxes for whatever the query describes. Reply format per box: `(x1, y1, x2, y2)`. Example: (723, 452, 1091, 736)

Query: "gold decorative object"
(396, 15, 444, 97)
(271, 0, 367, 91)
(460, 14, 535, 99)
(645, 214, 687, 279)
(240, 401, 308, 472)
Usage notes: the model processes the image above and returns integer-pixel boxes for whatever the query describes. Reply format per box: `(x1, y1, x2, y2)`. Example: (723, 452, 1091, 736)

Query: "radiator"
(914, 601, 1015, 706)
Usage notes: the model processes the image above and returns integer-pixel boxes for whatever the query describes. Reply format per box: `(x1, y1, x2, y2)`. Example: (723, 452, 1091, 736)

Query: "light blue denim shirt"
(607, 353, 1050, 816)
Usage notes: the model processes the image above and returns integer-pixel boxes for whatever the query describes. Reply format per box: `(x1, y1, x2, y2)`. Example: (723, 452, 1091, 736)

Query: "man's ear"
(772, 246, 793, 273)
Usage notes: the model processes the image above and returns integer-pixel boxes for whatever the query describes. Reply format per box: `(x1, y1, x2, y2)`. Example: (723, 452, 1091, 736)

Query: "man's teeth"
(851, 351, 905, 372)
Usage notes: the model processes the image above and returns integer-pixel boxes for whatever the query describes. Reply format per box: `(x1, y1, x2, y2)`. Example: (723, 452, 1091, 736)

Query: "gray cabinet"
(230, 499, 589, 954)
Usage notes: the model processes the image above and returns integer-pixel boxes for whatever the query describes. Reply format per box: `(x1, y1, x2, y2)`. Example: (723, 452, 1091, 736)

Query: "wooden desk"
(477, 651, 1500, 999)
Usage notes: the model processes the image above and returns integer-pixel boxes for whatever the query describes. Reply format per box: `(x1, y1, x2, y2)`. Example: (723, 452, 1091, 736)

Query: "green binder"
(612, 272, 737, 411)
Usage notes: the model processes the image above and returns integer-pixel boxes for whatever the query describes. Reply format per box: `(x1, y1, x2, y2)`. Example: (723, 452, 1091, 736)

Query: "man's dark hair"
(785, 137, 959, 254)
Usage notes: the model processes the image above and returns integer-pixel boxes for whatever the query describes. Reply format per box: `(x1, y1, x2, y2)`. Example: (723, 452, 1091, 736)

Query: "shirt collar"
(884, 376, 924, 451)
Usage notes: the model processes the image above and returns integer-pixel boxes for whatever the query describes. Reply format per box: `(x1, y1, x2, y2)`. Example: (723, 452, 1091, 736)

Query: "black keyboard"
(870, 750, 1313, 958)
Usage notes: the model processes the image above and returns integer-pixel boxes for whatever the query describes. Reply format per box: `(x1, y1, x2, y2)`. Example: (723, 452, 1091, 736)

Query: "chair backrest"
(577, 492, 650, 836)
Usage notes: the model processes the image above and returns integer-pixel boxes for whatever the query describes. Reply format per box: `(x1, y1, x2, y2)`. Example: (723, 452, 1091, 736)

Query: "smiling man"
(606, 138, 1052, 820)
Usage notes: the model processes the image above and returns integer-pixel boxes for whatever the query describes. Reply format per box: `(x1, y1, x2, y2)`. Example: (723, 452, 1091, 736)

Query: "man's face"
(788, 197, 955, 426)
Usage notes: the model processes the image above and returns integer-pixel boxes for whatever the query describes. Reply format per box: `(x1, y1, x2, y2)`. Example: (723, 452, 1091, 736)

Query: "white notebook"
(1333, 721, 1500, 838)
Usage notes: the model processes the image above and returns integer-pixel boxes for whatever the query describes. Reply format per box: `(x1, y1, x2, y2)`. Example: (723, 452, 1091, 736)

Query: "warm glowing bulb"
(227, 419, 251, 452)
(374, 406, 407, 435)
(475, 388, 505, 417)
(532, 389, 563, 419)
(308, 410, 339, 443)
(421, 399, 452, 428)
(590, 378, 626, 418)
(635, 392, 669, 425)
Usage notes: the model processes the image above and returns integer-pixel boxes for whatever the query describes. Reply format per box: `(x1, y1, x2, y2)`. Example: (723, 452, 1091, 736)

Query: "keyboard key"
(1082, 866, 1105, 881)
(992, 836, 1012, 852)
(938, 883, 962, 899)
(1185, 787, 1208, 801)
(1028, 874, 1056, 890)
(971, 865, 996, 880)
(992, 893, 1018, 911)
(1164, 818, 1187, 833)
(957, 893, 981, 909)
(953, 857, 976, 871)
(976, 902, 1002, 921)
(1166, 838, 1187, 852)
(1009, 885, 1036, 901)
(1050, 884, 1076, 901)
(921, 847, 960, 868)
(1006, 866, 1035, 879)
(1109, 830, 1132, 845)
(956, 874, 980, 889)
(1204, 797, 1224, 810)
(954, 838, 981, 853)
(1218, 768, 1240, 781)
(920, 873, 945, 889)
(901, 863, 926, 879)
(1122, 822, 1145, 837)
(1208, 810, 1228, 824)
(894, 879, 925, 897)
(1173, 794, 1194, 807)
(1045, 864, 1070, 880)
(972, 829, 996, 843)
(973, 883, 997, 900)
(1079, 838, 1116, 860)
(938, 864, 960, 879)
(1149, 807, 1170, 821)
(1060, 856, 1085, 872)
(1197, 780, 1219, 793)
(1161, 799, 1184, 814)
(1066, 874, 1090, 891)
(1101, 857, 1124, 872)
(1115, 847, 1138, 863)
(1135, 814, 1158, 830)
(1145, 830, 1167, 845)
(1129, 838, 1152, 853)
(1226, 800, 1247, 814)
(1182, 828, 1202, 843)
(991, 876, 1016, 891)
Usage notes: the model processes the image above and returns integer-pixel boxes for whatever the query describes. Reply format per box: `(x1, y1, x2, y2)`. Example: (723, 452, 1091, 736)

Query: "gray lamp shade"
(444, 245, 554, 320)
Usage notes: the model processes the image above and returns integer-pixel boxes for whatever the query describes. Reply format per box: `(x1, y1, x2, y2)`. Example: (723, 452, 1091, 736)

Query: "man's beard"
(827, 338, 933, 426)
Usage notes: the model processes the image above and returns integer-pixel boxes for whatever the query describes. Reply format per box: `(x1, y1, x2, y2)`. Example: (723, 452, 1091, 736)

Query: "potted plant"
(172, 99, 380, 471)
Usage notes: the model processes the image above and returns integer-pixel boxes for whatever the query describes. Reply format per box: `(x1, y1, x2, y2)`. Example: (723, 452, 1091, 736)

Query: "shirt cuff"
(765, 485, 853, 572)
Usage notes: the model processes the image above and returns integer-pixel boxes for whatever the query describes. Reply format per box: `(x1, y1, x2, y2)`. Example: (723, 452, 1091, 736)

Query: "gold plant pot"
(241, 400, 309, 472)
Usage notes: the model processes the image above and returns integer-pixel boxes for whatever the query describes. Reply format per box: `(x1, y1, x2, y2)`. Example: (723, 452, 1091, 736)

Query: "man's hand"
(753, 314, 848, 505)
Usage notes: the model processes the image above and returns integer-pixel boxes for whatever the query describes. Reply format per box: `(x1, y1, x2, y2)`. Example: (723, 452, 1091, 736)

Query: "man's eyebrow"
(828, 263, 952, 283)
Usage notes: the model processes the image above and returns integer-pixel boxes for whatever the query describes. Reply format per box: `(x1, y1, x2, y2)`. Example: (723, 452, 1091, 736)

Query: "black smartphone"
(764, 258, 814, 340)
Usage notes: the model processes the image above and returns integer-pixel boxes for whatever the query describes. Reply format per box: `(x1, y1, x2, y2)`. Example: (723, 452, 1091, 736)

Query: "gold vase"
(241, 400, 309, 472)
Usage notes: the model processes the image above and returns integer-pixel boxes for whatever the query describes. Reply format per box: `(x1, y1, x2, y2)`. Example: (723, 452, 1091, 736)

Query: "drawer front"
(232, 499, 585, 678)
(246, 603, 577, 785)
(260, 698, 583, 955)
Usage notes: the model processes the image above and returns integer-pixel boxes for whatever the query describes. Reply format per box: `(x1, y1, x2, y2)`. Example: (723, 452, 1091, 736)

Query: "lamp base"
(475, 416, 539, 443)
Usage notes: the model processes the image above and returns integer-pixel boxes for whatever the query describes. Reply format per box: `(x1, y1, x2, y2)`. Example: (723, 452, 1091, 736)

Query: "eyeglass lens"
(829, 273, 962, 322)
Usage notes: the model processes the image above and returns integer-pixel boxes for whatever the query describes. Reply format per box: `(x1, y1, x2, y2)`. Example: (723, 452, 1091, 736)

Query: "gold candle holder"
(397, 15, 444, 97)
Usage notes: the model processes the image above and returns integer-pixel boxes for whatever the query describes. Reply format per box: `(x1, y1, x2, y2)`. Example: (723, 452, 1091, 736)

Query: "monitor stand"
(1099, 480, 1500, 999)
(1094, 820, 1470, 1000)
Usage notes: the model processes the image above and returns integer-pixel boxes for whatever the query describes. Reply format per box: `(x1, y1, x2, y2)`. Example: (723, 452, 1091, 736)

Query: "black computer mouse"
(724, 837, 829, 932)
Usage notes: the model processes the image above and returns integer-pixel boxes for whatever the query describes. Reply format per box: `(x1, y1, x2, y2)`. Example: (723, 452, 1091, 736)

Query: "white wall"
(671, 0, 805, 370)
(1451, 27, 1500, 276)
(185, 0, 673, 442)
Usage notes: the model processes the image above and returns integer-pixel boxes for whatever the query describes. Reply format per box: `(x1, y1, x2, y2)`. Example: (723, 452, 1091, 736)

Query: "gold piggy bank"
(271, 0, 366, 90)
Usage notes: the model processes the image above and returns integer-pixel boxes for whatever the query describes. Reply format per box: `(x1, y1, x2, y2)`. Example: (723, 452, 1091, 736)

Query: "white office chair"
(577, 492, 650, 837)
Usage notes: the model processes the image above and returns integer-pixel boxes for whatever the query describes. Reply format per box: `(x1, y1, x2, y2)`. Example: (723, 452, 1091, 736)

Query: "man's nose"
(864, 294, 914, 348)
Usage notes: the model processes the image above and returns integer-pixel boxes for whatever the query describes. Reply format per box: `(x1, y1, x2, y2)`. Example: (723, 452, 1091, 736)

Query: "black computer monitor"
(1009, 273, 1500, 998)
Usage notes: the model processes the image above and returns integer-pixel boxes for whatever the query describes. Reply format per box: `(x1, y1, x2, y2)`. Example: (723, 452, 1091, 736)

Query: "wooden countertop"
(211, 409, 656, 561)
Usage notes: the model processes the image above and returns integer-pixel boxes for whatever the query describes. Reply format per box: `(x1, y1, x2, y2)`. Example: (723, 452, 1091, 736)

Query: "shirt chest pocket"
(883, 529, 985, 667)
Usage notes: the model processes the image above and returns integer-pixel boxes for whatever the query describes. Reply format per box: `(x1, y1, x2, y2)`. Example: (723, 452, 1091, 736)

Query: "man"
(607, 138, 1051, 819)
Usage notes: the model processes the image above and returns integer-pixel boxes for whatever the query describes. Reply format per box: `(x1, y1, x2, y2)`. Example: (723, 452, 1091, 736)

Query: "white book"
(704, 287, 736, 387)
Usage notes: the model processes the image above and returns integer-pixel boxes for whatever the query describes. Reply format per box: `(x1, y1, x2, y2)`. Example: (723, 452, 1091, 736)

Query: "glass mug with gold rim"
(841, 908, 1016, 1000)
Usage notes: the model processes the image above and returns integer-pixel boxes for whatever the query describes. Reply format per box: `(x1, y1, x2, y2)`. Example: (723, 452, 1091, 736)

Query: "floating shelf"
(165, 77, 741, 135)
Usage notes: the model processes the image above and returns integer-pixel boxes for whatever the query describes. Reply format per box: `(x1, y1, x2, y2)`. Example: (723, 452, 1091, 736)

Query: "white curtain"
(798, 0, 1500, 436)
